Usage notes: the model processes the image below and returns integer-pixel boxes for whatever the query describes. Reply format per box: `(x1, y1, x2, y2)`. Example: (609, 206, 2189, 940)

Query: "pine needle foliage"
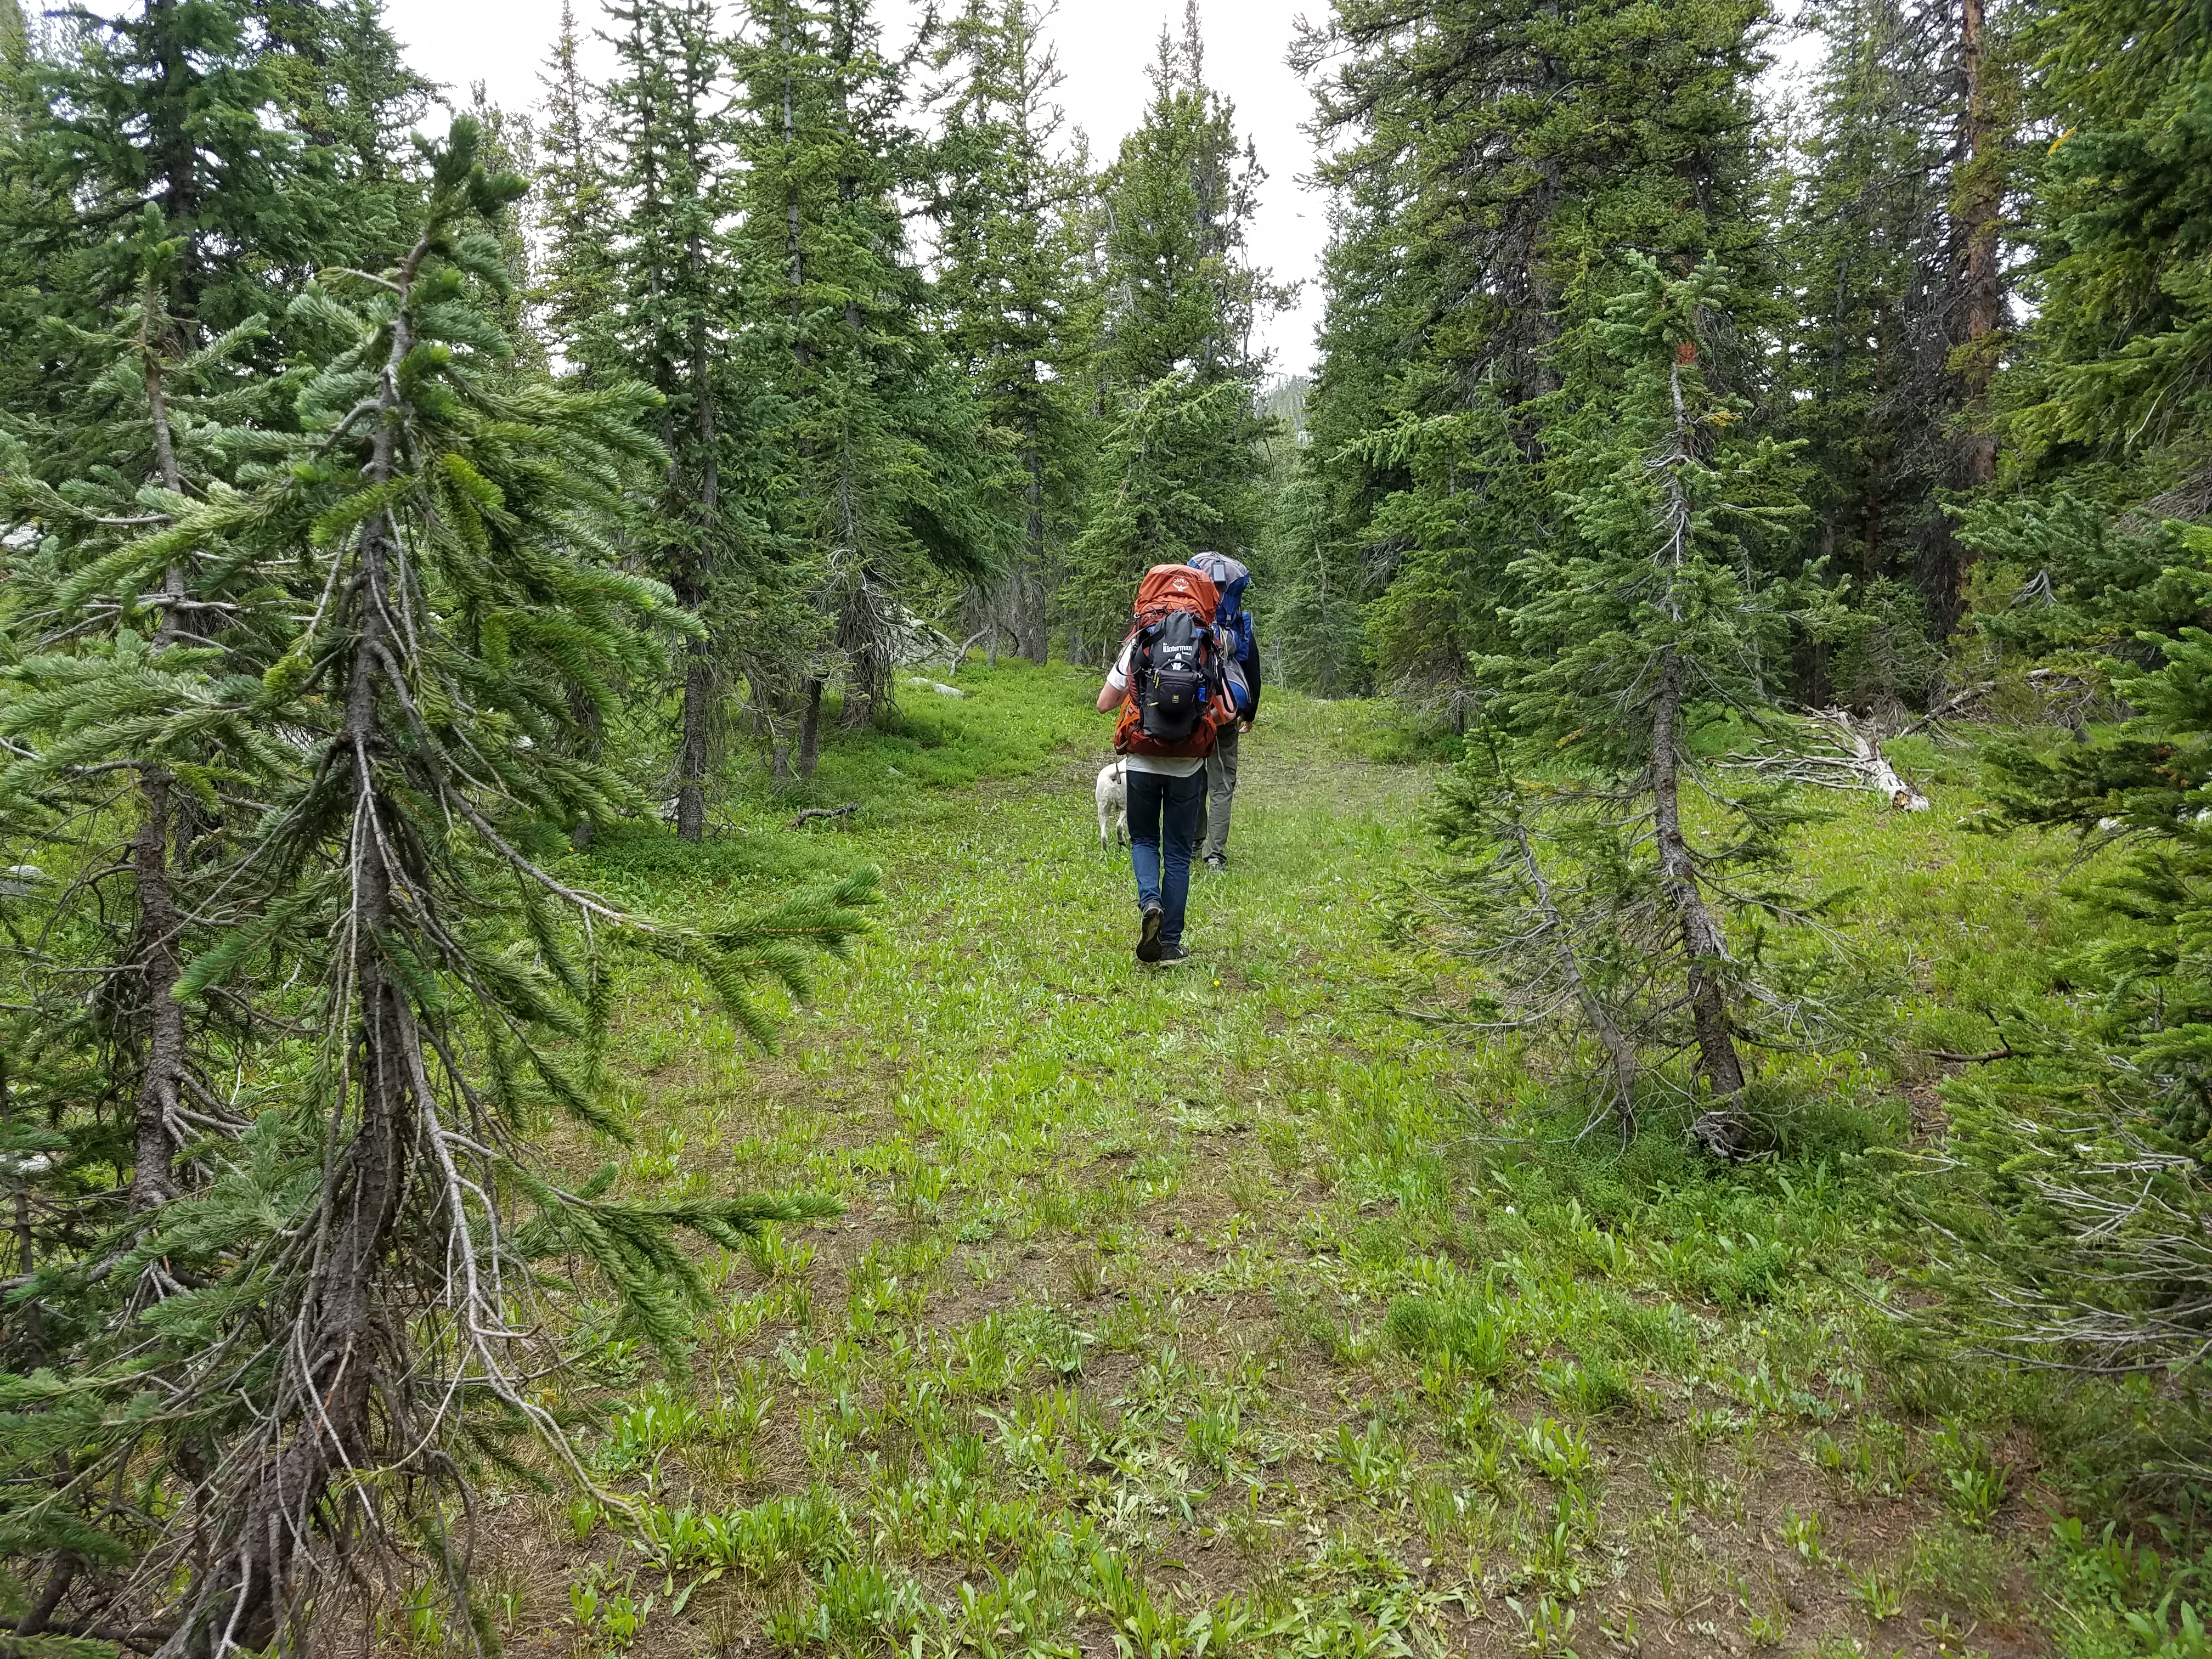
(1282, 0, 1771, 702)
(926, 0, 1092, 664)
(1928, 632, 2212, 1395)
(729, 0, 991, 738)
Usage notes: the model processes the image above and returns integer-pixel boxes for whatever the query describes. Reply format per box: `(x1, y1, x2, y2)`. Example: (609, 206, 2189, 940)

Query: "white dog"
(1095, 760, 1128, 849)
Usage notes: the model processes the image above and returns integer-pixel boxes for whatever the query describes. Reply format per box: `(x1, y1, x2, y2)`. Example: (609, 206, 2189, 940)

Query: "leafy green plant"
(1848, 1566, 1903, 1621)
(1521, 1417, 1595, 1483)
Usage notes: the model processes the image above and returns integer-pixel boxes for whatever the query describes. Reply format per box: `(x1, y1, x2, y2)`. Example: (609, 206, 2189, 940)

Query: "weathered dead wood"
(1724, 707, 1931, 811)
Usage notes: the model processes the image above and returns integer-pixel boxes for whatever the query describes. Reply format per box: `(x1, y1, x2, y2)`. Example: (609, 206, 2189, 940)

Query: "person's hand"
(1239, 718, 1254, 735)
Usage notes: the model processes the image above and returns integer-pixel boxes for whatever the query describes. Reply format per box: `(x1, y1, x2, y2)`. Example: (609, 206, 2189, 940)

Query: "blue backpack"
(1188, 551, 1256, 716)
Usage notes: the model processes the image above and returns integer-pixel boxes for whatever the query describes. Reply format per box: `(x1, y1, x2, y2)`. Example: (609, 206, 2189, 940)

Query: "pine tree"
(0, 117, 873, 1646)
(537, 0, 620, 380)
(1069, 6, 1274, 643)
(261, 0, 433, 198)
(2006, 0, 2210, 473)
(927, 0, 1091, 664)
(0, 0, 24, 89)
(729, 0, 989, 755)
(0, 228, 301, 1623)
(598, 0, 740, 840)
(1451, 258, 1818, 1153)
(1781, 0, 1957, 651)
(11, 0, 411, 342)
(0, 0, 421, 1239)
(1286, 0, 1771, 702)
(1263, 190, 1400, 696)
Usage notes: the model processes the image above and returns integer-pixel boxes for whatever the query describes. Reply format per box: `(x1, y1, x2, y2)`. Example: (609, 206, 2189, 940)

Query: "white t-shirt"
(1107, 641, 1205, 777)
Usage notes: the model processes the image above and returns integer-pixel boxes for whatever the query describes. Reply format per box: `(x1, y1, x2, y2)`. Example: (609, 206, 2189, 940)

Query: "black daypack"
(1135, 609, 1210, 742)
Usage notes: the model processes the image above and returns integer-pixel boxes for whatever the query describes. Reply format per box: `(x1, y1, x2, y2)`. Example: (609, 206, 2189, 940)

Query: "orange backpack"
(1112, 564, 1236, 759)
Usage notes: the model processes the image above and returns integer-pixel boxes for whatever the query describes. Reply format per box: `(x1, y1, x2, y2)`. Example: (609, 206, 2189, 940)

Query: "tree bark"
(182, 233, 434, 1659)
(127, 780, 186, 1210)
(1947, 0, 2005, 618)
(1024, 410, 1049, 664)
(1652, 649, 1750, 1156)
(675, 644, 712, 842)
(129, 309, 191, 1210)
(797, 676, 825, 780)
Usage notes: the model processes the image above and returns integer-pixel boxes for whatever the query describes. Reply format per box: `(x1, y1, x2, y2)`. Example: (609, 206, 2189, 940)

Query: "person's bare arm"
(1096, 679, 1124, 714)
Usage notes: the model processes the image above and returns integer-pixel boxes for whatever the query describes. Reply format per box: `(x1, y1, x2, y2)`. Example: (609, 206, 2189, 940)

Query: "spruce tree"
(1069, 5, 1274, 642)
(927, 0, 1091, 664)
(0, 0, 422, 1247)
(0, 117, 872, 1648)
(596, 0, 739, 840)
(12, 0, 416, 344)
(0, 232, 299, 1628)
(1451, 258, 1817, 1153)
(729, 0, 989, 749)
(537, 0, 620, 380)
(1781, 0, 1957, 653)
(2007, 0, 2210, 471)
(1286, 0, 1770, 702)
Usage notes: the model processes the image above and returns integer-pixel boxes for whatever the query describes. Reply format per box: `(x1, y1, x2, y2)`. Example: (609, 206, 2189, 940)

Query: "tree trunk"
(129, 312, 190, 1210)
(1024, 413, 1049, 664)
(797, 676, 825, 780)
(675, 642, 712, 842)
(1651, 648, 1750, 1157)
(183, 239, 435, 1654)
(128, 778, 186, 1210)
(1948, 0, 2005, 619)
(205, 506, 416, 1656)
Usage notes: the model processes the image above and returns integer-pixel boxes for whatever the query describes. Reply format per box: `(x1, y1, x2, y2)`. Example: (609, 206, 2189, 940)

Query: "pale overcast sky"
(378, 0, 1332, 378)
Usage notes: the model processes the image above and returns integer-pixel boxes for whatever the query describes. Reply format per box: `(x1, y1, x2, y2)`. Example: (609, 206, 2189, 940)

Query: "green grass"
(450, 676, 2190, 1659)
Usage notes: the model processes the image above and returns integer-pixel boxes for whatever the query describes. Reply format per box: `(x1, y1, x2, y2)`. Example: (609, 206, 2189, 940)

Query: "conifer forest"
(4, 0, 2212, 1652)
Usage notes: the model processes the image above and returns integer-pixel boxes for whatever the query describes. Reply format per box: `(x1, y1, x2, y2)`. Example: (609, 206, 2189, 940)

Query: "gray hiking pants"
(1200, 723, 1240, 862)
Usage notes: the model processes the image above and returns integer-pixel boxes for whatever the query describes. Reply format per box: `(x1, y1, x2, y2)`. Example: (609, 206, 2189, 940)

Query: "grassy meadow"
(451, 661, 2200, 1659)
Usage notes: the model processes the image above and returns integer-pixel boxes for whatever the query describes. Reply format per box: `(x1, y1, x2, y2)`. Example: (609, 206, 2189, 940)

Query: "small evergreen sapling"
(1438, 258, 1824, 1153)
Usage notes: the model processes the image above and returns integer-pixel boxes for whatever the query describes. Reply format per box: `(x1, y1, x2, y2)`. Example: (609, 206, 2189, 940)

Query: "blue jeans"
(1127, 768, 1205, 949)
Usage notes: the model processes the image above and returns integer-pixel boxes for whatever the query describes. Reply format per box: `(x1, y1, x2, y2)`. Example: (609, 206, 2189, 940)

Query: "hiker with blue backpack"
(1096, 561, 1251, 966)
(1188, 551, 1261, 871)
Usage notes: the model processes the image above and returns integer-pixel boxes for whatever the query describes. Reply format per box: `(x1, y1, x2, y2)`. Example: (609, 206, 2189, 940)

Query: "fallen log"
(789, 803, 861, 829)
(1723, 708, 1929, 810)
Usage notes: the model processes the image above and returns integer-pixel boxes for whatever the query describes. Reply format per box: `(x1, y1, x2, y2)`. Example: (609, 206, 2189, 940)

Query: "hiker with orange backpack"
(1095, 564, 1238, 966)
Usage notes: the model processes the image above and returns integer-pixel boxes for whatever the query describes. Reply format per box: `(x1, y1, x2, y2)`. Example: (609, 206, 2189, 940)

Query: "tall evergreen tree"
(596, 0, 739, 840)
(730, 0, 988, 757)
(1781, 0, 1956, 643)
(1443, 259, 1817, 1152)
(0, 1, 427, 1342)
(1069, 5, 1274, 644)
(927, 0, 1090, 664)
(537, 0, 619, 379)
(1284, 0, 1771, 704)
(10, 0, 417, 347)
(2006, 0, 2210, 476)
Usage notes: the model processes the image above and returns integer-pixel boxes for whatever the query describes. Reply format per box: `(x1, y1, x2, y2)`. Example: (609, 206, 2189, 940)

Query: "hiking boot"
(1203, 854, 1227, 873)
(1158, 943, 1193, 968)
(1136, 904, 1164, 963)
